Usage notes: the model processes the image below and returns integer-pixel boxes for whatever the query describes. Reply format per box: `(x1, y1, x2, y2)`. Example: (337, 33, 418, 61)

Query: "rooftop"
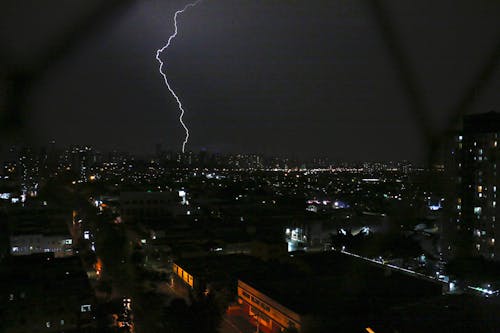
(239, 252, 442, 319)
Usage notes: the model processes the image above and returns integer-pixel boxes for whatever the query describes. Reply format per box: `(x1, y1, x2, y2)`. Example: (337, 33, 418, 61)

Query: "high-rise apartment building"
(18, 146, 39, 197)
(446, 111, 499, 261)
(59, 146, 97, 182)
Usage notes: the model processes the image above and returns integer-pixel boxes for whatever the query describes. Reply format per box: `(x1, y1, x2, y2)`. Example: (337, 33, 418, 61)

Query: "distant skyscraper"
(67, 145, 95, 182)
(446, 111, 499, 261)
(18, 146, 39, 197)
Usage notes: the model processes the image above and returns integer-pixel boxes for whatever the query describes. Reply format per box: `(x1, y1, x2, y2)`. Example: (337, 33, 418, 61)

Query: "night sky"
(1, 0, 500, 161)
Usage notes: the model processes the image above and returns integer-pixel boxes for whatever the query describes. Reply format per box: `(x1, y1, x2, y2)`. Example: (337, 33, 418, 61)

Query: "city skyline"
(1, 1, 499, 162)
(1, 110, 499, 332)
(0, 141, 424, 168)
(1, 1, 500, 332)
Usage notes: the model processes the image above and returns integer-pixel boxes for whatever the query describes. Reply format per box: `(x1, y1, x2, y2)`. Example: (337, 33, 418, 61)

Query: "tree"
(162, 292, 223, 333)
(162, 298, 191, 333)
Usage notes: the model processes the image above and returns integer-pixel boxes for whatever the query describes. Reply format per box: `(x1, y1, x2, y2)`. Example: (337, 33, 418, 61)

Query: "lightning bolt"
(156, 0, 202, 153)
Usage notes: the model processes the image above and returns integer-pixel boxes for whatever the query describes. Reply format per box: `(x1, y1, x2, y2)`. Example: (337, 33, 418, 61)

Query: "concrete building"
(0, 253, 95, 333)
(236, 252, 443, 333)
(169, 252, 444, 333)
(285, 214, 384, 252)
(7, 207, 74, 258)
(18, 146, 40, 197)
(238, 280, 301, 332)
(9, 233, 73, 257)
(172, 262, 195, 289)
(171, 255, 266, 296)
(446, 111, 499, 261)
(120, 191, 180, 224)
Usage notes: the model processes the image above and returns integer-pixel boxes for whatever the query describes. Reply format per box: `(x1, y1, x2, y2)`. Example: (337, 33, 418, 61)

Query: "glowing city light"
(156, 0, 202, 153)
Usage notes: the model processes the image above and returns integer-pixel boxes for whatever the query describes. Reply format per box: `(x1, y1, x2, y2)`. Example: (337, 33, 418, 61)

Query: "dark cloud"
(2, 0, 499, 161)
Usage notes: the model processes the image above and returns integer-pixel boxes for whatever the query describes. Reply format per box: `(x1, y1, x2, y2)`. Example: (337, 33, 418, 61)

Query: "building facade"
(0, 254, 95, 333)
(237, 280, 301, 333)
(120, 191, 178, 224)
(172, 262, 195, 288)
(447, 111, 499, 261)
(10, 233, 73, 257)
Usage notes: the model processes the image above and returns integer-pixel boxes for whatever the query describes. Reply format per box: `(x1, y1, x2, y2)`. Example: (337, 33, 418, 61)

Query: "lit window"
(478, 186, 483, 193)
(80, 304, 91, 312)
(474, 207, 482, 215)
(46, 322, 51, 328)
